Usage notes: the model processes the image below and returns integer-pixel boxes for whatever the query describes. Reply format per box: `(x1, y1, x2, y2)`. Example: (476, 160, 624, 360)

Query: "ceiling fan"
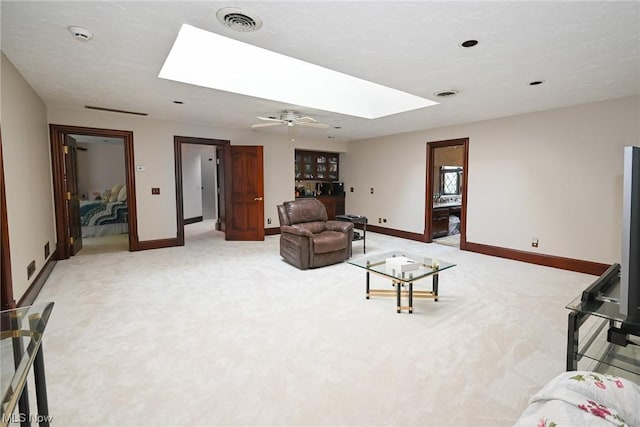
(251, 110, 329, 141)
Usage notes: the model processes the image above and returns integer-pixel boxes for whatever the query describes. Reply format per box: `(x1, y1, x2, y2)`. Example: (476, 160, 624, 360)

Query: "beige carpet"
(434, 233, 460, 248)
(78, 234, 129, 255)
(32, 221, 601, 426)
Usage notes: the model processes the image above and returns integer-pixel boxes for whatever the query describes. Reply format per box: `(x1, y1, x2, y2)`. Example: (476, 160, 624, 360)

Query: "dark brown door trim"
(174, 136, 230, 246)
(424, 138, 469, 249)
(0, 128, 15, 310)
(50, 124, 138, 258)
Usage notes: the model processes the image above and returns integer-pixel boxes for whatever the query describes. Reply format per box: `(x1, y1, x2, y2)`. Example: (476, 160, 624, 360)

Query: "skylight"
(158, 24, 438, 119)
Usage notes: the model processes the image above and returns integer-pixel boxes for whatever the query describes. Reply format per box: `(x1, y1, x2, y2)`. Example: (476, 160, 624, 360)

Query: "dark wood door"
(64, 135, 83, 254)
(226, 146, 264, 241)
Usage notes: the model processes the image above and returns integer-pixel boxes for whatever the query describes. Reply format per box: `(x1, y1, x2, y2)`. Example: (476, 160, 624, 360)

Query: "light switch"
(151, 187, 160, 195)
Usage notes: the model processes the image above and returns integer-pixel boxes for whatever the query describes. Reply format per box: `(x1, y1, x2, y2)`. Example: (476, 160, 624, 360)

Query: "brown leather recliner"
(277, 199, 354, 270)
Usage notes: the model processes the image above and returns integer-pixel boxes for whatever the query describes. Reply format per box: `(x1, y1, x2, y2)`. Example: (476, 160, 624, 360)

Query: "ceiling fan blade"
(295, 116, 317, 123)
(256, 116, 285, 123)
(296, 121, 330, 129)
(251, 122, 284, 128)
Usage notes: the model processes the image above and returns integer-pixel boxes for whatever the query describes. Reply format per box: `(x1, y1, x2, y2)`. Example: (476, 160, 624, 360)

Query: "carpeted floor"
(32, 220, 601, 426)
(434, 233, 460, 248)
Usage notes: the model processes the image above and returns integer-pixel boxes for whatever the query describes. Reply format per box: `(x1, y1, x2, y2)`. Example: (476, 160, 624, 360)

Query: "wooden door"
(225, 146, 264, 241)
(64, 135, 83, 254)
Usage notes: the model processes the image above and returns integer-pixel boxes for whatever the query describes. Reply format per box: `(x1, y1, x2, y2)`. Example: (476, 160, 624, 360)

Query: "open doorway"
(174, 136, 229, 246)
(424, 138, 469, 249)
(72, 134, 129, 255)
(50, 124, 137, 259)
(174, 136, 265, 244)
(181, 141, 222, 244)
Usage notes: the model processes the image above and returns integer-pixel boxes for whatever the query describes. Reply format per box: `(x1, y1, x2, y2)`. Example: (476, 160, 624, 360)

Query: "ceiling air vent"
(216, 7, 263, 32)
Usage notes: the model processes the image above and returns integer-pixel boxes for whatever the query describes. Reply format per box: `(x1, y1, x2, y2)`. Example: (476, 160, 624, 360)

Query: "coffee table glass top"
(348, 251, 455, 282)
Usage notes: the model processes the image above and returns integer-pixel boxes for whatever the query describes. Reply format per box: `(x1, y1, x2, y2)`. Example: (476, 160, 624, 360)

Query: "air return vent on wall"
(85, 106, 148, 116)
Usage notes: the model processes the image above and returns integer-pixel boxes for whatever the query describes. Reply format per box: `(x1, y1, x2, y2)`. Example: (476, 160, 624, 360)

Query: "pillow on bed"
(109, 184, 123, 202)
(101, 190, 111, 201)
(117, 185, 127, 202)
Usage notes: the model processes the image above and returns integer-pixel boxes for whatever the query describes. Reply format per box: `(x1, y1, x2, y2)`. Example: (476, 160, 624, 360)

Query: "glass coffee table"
(348, 251, 456, 313)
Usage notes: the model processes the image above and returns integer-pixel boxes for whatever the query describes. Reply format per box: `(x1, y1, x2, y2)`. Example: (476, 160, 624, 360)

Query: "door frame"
(424, 138, 469, 249)
(174, 135, 230, 246)
(0, 128, 15, 310)
(50, 124, 138, 258)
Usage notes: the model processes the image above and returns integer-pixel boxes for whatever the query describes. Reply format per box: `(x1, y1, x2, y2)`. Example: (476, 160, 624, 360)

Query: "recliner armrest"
(280, 225, 314, 237)
(325, 221, 354, 233)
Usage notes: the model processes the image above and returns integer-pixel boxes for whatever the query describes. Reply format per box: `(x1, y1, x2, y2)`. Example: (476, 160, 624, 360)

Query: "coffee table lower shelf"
(366, 275, 439, 314)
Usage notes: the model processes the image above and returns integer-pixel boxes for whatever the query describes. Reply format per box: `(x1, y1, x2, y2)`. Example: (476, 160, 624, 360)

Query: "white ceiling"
(2, 1, 639, 142)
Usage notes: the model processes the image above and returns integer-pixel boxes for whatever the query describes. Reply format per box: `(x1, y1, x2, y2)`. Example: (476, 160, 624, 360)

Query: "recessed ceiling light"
(461, 40, 478, 48)
(67, 26, 94, 41)
(529, 80, 545, 86)
(159, 24, 438, 119)
(216, 7, 262, 32)
(434, 89, 459, 98)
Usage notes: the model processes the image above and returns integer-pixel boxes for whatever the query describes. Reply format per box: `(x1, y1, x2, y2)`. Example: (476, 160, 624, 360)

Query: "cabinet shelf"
(295, 150, 339, 182)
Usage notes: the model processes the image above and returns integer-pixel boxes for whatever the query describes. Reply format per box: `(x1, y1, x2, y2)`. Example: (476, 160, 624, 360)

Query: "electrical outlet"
(151, 187, 160, 195)
(383, 218, 387, 223)
(27, 260, 36, 279)
(378, 218, 382, 223)
(370, 188, 374, 194)
(267, 218, 271, 225)
(350, 187, 354, 192)
(532, 238, 539, 248)
(44, 241, 50, 258)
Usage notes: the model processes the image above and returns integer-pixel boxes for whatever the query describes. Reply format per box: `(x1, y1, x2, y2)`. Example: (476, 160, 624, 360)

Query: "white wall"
(46, 106, 347, 240)
(342, 95, 640, 264)
(200, 148, 217, 220)
(181, 144, 203, 219)
(1, 53, 56, 301)
(76, 141, 125, 199)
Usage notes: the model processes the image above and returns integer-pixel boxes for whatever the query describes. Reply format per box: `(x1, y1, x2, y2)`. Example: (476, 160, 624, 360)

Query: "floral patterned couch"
(514, 371, 640, 426)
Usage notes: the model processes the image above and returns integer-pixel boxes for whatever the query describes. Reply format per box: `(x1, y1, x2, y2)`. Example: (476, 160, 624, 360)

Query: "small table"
(566, 291, 640, 380)
(336, 215, 367, 253)
(348, 251, 456, 313)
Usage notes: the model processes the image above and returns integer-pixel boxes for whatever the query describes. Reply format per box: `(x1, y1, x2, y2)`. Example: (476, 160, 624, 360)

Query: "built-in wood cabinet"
(432, 208, 450, 238)
(317, 195, 345, 220)
(295, 150, 339, 181)
(294, 149, 343, 220)
(432, 205, 461, 239)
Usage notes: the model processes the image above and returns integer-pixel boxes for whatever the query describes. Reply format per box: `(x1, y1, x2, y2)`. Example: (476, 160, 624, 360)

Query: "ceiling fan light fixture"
(216, 7, 262, 32)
